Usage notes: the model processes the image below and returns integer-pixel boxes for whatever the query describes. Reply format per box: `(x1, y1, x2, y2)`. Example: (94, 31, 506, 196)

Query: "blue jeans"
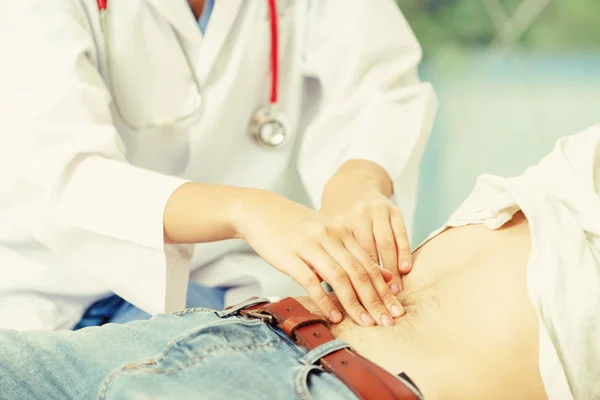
(0, 299, 359, 399)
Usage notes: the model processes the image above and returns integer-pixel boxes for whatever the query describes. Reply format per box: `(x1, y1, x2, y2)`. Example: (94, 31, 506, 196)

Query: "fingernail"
(361, 313, 374, 326)
(401, 261, 410, 270)
(391, 305, 404, 317)
(390, 284, 400, 295)
(330, 310, 342, 323)
(381, 314, 393, 326)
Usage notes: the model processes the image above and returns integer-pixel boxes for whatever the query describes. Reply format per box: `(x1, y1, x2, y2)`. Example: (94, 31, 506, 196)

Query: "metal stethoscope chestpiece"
(249, 105, 292, 148)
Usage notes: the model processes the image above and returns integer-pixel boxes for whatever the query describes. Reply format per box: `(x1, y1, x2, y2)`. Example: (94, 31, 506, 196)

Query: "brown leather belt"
(237, 297, 421, 400)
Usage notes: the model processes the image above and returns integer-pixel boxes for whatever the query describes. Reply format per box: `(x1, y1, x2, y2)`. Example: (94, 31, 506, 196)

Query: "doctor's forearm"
(163, 182, 251, 244)
(320, 160, 393, 214)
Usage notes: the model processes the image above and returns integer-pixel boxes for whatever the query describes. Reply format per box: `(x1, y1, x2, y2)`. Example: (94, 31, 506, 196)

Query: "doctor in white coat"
(0, 0, 437, 331)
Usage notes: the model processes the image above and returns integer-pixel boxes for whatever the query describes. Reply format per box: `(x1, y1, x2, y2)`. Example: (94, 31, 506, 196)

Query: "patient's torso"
(301, 212, 548, 400)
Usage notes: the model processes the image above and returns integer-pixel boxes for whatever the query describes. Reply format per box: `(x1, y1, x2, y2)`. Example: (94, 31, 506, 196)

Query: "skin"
(163, 159, 412, 328)
(295, 212, 548, 400)
(188, 0, 206, 19)
(320, 160, 413, 293)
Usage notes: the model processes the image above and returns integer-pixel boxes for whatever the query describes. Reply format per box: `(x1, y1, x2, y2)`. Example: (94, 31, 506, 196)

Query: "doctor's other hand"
(233, 189, 405, 327)
(320, 175, 413, 297)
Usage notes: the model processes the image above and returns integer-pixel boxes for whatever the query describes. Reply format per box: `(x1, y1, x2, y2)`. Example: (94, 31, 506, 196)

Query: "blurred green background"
(398, 0, 600, 50)
(397, 0, 600, 243)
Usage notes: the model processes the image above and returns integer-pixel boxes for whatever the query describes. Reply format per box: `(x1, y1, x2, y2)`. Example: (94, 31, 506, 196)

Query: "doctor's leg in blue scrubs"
(73, 283, 228, 329)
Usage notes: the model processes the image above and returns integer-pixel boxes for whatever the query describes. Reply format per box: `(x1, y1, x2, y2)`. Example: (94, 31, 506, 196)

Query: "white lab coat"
(0, 0, 437, 330)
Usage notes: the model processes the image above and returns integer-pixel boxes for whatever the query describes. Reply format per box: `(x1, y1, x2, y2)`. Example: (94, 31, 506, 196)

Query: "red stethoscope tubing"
(267, 0, 279, 104)
(97, 0, 279, 106)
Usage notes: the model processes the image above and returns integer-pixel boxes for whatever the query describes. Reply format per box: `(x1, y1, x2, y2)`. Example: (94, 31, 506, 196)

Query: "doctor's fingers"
(351, 217, 381, 267)
(373, 207, 399, 282)
(351, 216, 402, 294)
(300, 245, 375, 327)
(391, 209, 413, 275)
(285, 256, 342, 324)
(319, 238, 399, 327)
(340, 237, 405, 319)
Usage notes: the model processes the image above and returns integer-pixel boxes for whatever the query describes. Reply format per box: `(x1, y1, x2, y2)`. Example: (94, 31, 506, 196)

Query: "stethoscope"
(97, 0, 292, 149)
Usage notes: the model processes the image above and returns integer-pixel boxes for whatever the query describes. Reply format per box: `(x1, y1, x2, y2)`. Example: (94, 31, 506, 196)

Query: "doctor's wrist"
(228, 188, 283, 240)
(321, 160, 394, 215)
(163, 182, 251, 244)
(324, 160, 393, 197)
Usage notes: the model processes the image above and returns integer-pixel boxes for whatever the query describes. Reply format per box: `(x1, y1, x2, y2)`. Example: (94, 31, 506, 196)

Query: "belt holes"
(313, 331, 320, 338)
(287, 307, 293, 312)
(341, 360, 349, 366)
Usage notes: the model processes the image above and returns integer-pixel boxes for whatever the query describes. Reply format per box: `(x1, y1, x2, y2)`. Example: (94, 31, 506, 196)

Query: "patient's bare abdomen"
(397, 212, 548, 399)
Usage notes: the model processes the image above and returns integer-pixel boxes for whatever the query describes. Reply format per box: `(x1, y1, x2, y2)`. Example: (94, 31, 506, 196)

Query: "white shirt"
(417, 125, 600, 399)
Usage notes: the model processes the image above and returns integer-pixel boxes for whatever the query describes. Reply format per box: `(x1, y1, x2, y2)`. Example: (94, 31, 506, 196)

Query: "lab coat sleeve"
(0, 2, 190, 314)
(298, 0, 438, 210)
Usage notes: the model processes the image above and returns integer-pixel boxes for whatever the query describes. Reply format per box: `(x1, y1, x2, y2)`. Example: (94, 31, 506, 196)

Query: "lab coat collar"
(196, 0, 243, 79)
(144, 0, 243, 80)
(144, 0, 203, 46)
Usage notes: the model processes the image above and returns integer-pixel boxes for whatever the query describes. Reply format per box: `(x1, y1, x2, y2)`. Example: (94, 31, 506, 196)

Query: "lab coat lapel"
(145, 0, 202, 47)
(196, 0, 243, 78)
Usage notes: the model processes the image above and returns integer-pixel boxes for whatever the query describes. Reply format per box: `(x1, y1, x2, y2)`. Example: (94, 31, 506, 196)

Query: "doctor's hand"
(233, 190, 405, 327)
(321, 189, 413, 296)
(320, 162, 413, 297)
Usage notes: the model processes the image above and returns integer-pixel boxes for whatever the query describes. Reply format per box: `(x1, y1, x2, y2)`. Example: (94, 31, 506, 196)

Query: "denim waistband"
(216, 297, 271, 317)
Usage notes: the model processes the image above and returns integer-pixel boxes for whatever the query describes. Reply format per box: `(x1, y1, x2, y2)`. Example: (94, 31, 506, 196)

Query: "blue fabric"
(0, 302, 360, 399)
(73, 283, 227, 330)
(198, 0, 215, 34)
(72, 295, 126, 329)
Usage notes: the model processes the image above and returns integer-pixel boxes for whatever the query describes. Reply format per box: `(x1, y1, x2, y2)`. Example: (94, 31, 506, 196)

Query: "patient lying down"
(2, 126, 600, 399)
(298, 210, 542, 399)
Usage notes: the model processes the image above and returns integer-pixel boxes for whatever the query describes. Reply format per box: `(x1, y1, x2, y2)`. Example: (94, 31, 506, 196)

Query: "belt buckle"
(244, 310, 276, 325)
